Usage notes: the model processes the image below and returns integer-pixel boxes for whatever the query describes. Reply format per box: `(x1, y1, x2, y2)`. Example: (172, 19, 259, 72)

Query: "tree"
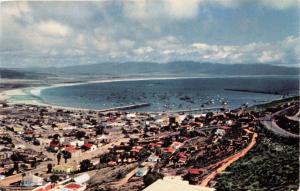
(13, 162, 19, 173)
(53, 134, 60, 140)
(50, 174, 59, 183)
(143, 172, 164, 187)
(11, 153, 24, 162)
(57, 152, 62, 165)
(31, 158, 37, 168)
(138, 148, 149, 160)
(96, 125, 105, 135)
(80, 159, 92, 172)
(76, 131, 86, 139)
(62, 151, 71, 163)
(116, 172, 124, 179)
(47, 163, 53, 173)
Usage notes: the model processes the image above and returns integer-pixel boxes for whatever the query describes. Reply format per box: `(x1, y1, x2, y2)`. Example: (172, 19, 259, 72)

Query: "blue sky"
(0, 0, 299, 67)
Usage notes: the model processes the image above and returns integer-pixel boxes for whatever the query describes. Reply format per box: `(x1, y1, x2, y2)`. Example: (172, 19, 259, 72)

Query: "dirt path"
(111, 167, 138, 187)
(200, 129, 258, 187)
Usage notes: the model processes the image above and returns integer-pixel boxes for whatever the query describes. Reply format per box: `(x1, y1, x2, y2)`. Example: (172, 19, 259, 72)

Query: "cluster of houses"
(0, 102, 262, 190)
(0, 129, 48, 177)
(94, 109, 257, 188)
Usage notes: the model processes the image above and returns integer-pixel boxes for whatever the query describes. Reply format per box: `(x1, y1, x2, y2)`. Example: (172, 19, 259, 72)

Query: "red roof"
(188, 168, 203, 175)
(131, 148, 140, 153)
(83, 143, 93, 148)
(162, 147, 175, 153)
(108, 161, 117, 166)
(178, 152, 186, 158)
(191, 122, 201, 126)
(179, 157, 186, 162)
(149, 143, 161, 147)
(64, 145, 77, 153)
(64, 183, 82, 189)
(171, 142, 181, 147)
(221, 126, 230, 130)
(49, 140, 59, 148)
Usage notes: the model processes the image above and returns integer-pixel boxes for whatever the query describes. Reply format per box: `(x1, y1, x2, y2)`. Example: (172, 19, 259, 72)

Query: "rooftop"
(143, 176, 215, 191)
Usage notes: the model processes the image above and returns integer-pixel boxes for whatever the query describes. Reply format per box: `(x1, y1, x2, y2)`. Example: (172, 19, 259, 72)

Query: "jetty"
(165, 106, 226, 113)
(224, 88, 282, 95)
(98, 103, 151, 112)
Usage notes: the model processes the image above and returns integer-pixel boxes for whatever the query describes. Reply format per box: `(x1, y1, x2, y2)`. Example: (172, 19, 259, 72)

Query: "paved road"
(260, 117, 299, 139)
(285, 110, 300, 122)
(259, 106, 299, 139)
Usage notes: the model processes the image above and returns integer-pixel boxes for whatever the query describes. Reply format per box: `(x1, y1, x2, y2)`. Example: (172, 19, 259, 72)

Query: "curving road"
(259, 106, 299, 139)
(200, 129, 258, 187)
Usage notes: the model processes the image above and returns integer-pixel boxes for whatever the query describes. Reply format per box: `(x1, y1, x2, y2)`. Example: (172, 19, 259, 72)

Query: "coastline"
(1, 75, 296, 112)
(1, 76, 217, 111)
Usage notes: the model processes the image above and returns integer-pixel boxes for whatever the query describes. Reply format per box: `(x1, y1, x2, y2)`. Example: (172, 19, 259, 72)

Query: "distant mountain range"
(1, 61, 299, 79)
(0, 69, 55, 79)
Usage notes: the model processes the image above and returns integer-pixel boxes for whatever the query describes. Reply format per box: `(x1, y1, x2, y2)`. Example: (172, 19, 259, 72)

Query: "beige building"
(143, 176, 215, 191)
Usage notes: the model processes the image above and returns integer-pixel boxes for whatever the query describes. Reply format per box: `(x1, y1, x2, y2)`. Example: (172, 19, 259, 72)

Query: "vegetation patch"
(215, 133, 299, 191)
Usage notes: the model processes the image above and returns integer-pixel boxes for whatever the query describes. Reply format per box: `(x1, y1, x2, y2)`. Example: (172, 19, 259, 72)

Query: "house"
(81, 143, 97, 151)
(52, 164, 78, 174)
(37, 138, 51, 147)
(63, 183, 86, 191)
(13, 127, 24, 134)
(214, 129, 226, 137)
(143, 176, 215, 191)
(49, 140, 60, 149)
(15, 144, 26, 149)
(69, 140, 85, 148)
(97, 134, 109, 143)
(74, 173, 90, 185)
(64, 145, 81, 158)
(32, 182, 56, 191)
(131, 146, 143, 153)
(170, 142, 182, 150)
(149, 142, 162, 148)
(21, 174, 43, 187)
(147, 154, 160, 163)
(161, 147, 175, 154)
(108, 161, 117, 166)
(135, 167, 149, 177)
(188, 168, 203, 175)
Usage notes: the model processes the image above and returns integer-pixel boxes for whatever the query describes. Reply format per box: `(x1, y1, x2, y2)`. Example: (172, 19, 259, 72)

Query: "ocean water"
(39, 76, 299, 112)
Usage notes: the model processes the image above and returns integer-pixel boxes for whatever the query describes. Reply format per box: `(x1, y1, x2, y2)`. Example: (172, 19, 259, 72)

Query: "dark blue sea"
(39, 76, 299, 112)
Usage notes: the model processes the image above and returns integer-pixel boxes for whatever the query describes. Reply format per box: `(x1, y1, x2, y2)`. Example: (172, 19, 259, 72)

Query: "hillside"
(31, 61, 299, 76)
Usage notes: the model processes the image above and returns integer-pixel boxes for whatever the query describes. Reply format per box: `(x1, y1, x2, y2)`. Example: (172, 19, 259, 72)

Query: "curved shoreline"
(2, 75, 294, 111)
(2, 76, 216, 111)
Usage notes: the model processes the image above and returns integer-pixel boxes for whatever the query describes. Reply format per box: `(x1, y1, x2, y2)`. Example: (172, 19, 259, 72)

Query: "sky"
(0, 0, 299, 68)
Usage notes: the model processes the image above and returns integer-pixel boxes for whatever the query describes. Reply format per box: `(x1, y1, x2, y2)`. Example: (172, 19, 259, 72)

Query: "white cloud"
(156, 36, 299, 64)
(123, 0, 201, 21)
(0, 1, 30, 19)
(34, 20, 72, 37)
(133, 46, 154, 55)
(261, 0, 298, 10)
(123, 0, 298, 22)
(258, 51, 283, 62)
(166, 0, 201, 18)
(0, 1, 298, 67)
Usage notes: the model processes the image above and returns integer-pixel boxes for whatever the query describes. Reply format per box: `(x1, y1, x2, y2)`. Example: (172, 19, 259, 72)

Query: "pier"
(224, 88, 282, 95)
(165, 106, 226, 113)
(98, 103, 151, 112)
